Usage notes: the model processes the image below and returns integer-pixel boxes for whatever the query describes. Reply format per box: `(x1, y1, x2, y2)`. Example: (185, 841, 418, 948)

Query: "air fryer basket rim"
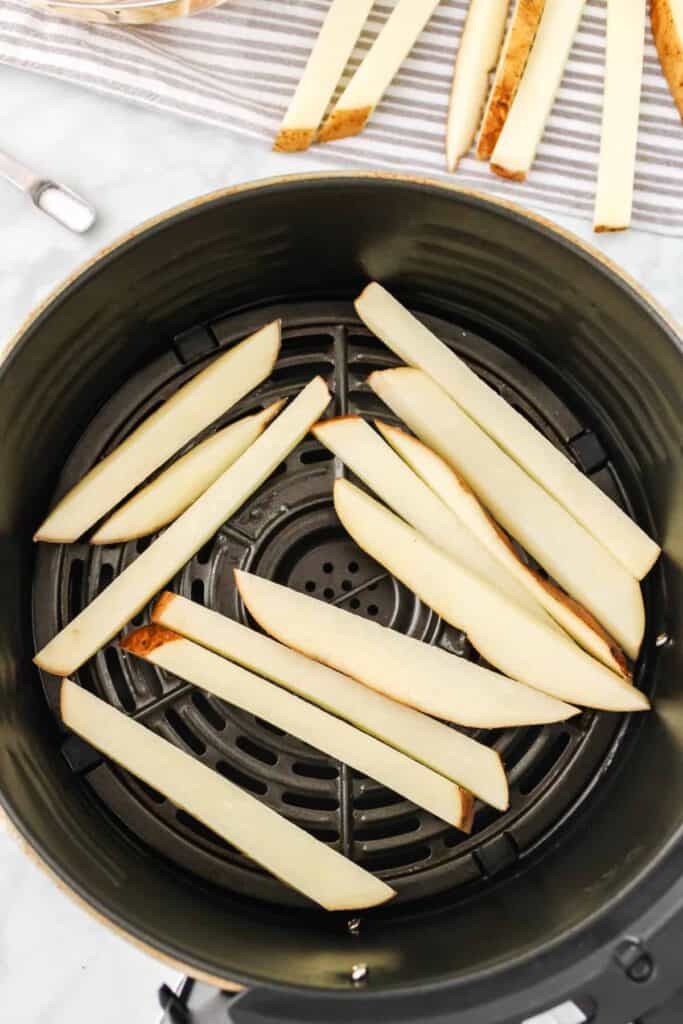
(2, 173, 682, 1009)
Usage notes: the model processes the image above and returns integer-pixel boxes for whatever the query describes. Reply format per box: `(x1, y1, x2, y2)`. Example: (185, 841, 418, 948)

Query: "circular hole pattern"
(341, 579, 352, 592)
(323, 562, 333, 574)
(305, 580, 316, 592)
(368, 604, 379, 617)
(348, 561, 359, 574)
(323, 587, 334, 600)
(368, 583, 378, 592)
(350, 598, 361, 610)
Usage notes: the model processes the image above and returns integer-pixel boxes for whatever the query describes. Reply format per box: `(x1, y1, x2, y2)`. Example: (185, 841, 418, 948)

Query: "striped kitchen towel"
(1, 0, 682, 235)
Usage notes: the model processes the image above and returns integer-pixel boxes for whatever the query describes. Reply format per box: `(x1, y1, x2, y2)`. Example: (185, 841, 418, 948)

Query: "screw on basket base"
(656, 633, 672, 648)
(351, 963, 368, 984)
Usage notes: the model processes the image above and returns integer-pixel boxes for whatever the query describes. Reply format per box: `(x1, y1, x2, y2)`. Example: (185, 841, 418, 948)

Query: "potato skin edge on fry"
(120, 624, 182, 656)
(318, 107, 372, 142)
(273, 128, 316, 152)
(651, 0, 683, 119)
(476, 0, 546, 161)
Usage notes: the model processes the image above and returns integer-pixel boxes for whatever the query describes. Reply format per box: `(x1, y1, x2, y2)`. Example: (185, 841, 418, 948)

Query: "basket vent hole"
(135, 779, 165, 805)
(361, 843, 431, 872)
(255, 717, 286, 737)
(191, 579, 205, 604)
(308, 827, 339, 843)
(68, 558, 84, 615)
(197, 538, 214, 564)
(305, 580, 316, 592)
(105, 647, 134, 712)
(367, 604, 379, 617)
(283, 791, 339, 811)
(323, 562, 334, 574)
(191, 692, 225, 731)
(355, 787, 404, 810)
(350, 598, 361, 610)
(300, 447, 333, 465)
(323, 587, 334, 600)
(503, 726, 543, 768)
(136, 536, 151, 554)
(236, 735, 278, 766)
(216, 761, 267, 795)
(367, 583, 378, 592)
(356, 815, 421, 841)
(518, 732, 571, 795)
(99, 563, 114, 592)
(348, 561, 359, 574)
(341, 580, 352, 592)
(165, 708, 206, 755)
(292, 761, 339, 780)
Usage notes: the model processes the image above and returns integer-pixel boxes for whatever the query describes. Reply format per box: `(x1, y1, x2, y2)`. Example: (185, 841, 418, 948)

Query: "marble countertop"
(1, 61, 681, 1024)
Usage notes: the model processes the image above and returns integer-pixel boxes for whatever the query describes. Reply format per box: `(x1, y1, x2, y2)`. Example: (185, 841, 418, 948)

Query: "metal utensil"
(0, 148, 96, 233)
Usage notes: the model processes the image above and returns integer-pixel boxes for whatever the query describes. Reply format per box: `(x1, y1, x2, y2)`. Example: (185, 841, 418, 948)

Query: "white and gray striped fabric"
(2, 0, 683, 235)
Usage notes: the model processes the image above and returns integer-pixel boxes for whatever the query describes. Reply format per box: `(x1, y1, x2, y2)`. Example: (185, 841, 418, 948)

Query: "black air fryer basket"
(0, 175, 681, 1024)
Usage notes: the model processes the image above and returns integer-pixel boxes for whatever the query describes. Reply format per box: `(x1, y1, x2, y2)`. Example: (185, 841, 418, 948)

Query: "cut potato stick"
(122, 625, 473, 829)
(60, 679, 393, 910)
(652, 0, 683, 119)
(153, 592, 508, 810)
(235, 570, 579, 730)
(369, 368, 645, 659)
(318, 0, 442, 142)
(34, 377, 330, 677)
(376, 422, 629, 678)
(356, 283, 659, 581)
(476, 0, 546, 160)
(334, 480, 648, 712)
(593, 0, 646, 233)
(274, 0, 376, 152)
(92, 402, 285, 544)
(446, 0, 509, 171)
(490, 0, 587, 180)
(34, 322, 281, 544)
(313, 415, 553, 627)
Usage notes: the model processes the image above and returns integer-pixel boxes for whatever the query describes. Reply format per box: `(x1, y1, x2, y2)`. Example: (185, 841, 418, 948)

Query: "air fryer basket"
(0, 176, 681, 1024)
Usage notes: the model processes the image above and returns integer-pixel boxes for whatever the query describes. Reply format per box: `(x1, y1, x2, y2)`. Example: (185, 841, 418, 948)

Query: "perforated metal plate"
(33, 300, 643, 910)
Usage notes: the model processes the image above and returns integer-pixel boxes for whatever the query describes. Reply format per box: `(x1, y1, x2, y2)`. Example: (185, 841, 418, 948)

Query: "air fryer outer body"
(0, 175, 681, 1023)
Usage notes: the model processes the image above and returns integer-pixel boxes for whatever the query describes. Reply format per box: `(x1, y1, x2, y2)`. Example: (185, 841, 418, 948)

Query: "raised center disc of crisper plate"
(32, 300, 649, 911)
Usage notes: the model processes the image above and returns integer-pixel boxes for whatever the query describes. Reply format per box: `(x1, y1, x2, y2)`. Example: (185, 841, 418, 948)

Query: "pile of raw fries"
(274, 0, 683, 232)
(37, 284, 659, 909)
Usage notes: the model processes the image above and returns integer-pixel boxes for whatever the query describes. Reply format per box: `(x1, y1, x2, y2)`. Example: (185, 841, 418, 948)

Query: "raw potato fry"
(92, 402, 285, 544)
(356, 283, 660, 581)
(60, 679, 393, 910)
(369, 368, 646, 659)
(446, 0, 509, 171)
(34, 322, 281, 544)
(274, 0, 376, 152)
(313, 415, 554, 627)
(153, 592, 508, 810)
(335, 480, 648, 712)
(476, 0, 546, 160)
(318, 0, 442, 142)
(122, 626, 473, 829)
(235, 570, 579, 730)
(490, 0, 587, 181)
(652, 0, 683, 118)
(593, 0, 646, 233)
(376, 422, 629, 678)
(34, 376, 330, 677)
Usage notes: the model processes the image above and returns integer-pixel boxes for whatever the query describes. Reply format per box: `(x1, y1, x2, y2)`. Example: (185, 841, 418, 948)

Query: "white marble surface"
(0, 61, 681, 1024)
